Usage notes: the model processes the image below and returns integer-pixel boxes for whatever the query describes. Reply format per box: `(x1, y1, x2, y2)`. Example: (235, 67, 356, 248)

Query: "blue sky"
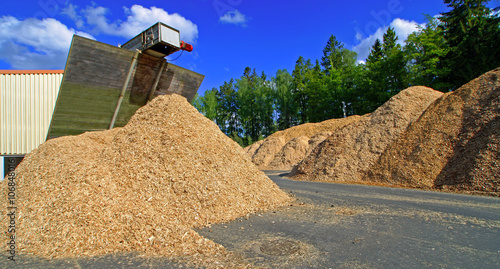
(0, 0, 452, 95)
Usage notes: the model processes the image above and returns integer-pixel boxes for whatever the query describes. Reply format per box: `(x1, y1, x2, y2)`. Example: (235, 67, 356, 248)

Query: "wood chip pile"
(245, 116, 362, 170)
(2, 94, 292, 260)
(368, 68, 500, 196)
(268, 136, 310, 169)
(291, 86, 444, 183)
(247, 136, 286, 168)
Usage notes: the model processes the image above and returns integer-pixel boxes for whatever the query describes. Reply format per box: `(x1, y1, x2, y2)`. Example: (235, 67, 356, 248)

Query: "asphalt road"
(3, 171, 500, 268)
(196, 171, 500, 268)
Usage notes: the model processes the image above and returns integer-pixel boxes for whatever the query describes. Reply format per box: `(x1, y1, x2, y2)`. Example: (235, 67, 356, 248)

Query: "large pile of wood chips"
(291, 86, 444, 183)
(368, 68, 500, 196)
(2, 94, 291, 260)
(245, 116, 362, 169)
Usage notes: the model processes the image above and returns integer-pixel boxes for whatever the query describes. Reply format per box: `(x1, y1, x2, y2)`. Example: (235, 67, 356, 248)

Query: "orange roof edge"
(0, 70, 64, 75)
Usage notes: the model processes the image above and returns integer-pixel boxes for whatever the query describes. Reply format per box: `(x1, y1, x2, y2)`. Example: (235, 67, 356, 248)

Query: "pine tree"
(404, 15, 451, 91)
(365, 27, 408, 108)
(217, 79, 239, 135)
(440, 0, 500, 89)
(320, 35, 344, 74)
(292, 56, 313, 123)
(382, 27, 407, 96)
(273, 69, 297, 130)
(367, 39, 383, 64)
(382, 27, 398, 57)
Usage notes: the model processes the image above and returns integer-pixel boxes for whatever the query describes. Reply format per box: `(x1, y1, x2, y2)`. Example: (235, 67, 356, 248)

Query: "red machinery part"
(180, 41, 193, 52)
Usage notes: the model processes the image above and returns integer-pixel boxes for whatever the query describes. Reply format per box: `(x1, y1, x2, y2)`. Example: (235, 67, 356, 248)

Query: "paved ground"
(3, 171, 500, 268)
(198, 171, 500, 268)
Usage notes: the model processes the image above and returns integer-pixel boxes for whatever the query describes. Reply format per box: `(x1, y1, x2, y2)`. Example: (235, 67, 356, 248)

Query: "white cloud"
(219, 10, 247, 26)
(352, 18, 425, 62)
(352, 27, 386, 63)
(355, 32, 363, 41)
(83, 6, 116, 35)
(0, 16, 94, 69)
(0, 4, 198, 69)
(62, 3, 84, 28)
(391, 18, 423, 40)
(82, 5, 198, 43)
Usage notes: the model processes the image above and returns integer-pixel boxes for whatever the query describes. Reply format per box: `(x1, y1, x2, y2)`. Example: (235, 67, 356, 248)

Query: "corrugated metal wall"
(0, 70, 63, 155)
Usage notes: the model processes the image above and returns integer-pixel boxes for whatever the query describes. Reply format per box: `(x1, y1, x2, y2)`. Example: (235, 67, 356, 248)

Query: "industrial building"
(0, 70, 63, 178)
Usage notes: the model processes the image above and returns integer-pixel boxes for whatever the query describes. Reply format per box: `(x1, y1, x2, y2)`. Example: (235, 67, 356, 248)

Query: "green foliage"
(191, 93, 202, 111)
(203, 89, 219, 120)
(367, 39, 383, 64)
(321, 35, 344, 73)
(365, 27, 409, 108)
(192, 90, 219, 121)
(216, 79, 240, 135)
(382, 27, 398, 57)
(404, 15, 452, 91)
(439, 0, 500, 89)
(273, 69, 298, 130)
(305, 60, 330, 122)
(237, 68, 276, 142)
(229, 131, 245, 147)
(292, 56, 314, 124)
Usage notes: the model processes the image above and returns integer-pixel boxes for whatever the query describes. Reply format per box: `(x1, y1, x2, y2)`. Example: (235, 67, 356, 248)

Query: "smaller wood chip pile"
(291, 86, 444, 183)
(1, 94, 292, 260)
(268, 136, 310, 169)
(368, 68, 500, 196)
(245, 116, 362, 170)
(247, 136, 286, 168)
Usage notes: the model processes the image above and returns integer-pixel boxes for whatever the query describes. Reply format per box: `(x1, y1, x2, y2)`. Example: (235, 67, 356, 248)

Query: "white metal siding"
(0, 71, 63, 155)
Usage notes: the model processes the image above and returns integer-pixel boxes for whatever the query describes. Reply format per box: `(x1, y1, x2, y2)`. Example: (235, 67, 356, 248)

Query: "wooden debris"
(291, 86, 444, 183)
(1, 94, 292, 262)
(368, 68, 500, 196)
(246, 116, 362, 170)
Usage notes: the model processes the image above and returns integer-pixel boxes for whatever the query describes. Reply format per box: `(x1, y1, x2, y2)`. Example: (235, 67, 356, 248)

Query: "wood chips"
(291, 86, 444, 183)
(1, 94, 292, 261)
(368, 68, 500, 196)
(245, 116, 362, 170)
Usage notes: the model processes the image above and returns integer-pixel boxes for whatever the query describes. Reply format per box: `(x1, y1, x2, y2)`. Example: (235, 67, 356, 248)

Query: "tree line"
(193, 0, 500, 147)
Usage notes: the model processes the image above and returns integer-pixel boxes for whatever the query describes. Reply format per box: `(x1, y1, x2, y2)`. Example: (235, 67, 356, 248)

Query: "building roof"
(0, 70, 64, 75)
